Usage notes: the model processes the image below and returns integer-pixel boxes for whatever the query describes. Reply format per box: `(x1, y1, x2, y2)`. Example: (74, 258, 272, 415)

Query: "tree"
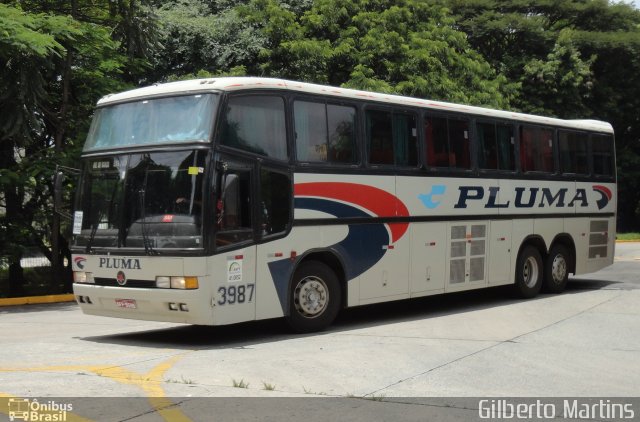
(447, 0, 640, 230)
(239, 0, 515, 108)
(149, 0, 266, 80)
(0, 2, 130, 295)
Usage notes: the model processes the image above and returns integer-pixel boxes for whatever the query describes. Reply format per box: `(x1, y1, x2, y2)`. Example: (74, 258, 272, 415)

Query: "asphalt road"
(1, 243, 639, 421)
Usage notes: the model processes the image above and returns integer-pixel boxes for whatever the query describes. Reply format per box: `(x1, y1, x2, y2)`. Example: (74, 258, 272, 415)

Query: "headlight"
(155, 276, 171, 288)
(73, 271, 94, 284)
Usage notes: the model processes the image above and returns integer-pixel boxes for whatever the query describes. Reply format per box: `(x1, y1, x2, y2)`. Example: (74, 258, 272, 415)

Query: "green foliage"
(151, 0, 265, 80)
(239, 0, 515, 108)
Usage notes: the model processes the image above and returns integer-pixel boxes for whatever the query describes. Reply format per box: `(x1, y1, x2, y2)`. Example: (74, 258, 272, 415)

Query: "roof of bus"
(97, 77, 614, 134)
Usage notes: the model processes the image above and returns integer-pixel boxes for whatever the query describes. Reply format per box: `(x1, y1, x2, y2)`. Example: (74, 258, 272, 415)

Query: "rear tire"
(514, 245, 543, 298)
(543, 244, 570, 293)
(286, 261, 341, 333)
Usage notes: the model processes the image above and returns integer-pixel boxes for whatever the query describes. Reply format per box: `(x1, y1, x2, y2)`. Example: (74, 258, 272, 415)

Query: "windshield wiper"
(85, 220, 99, 253)
(137, 187, 157, 256)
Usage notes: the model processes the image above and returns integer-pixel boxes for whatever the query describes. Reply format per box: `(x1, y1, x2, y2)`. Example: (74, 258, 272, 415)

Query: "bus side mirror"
(53, 171, 70, 220)
(53, 165, 79, 221)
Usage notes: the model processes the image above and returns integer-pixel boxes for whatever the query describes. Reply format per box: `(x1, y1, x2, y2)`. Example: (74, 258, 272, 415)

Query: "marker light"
(170, 276, 199, 289)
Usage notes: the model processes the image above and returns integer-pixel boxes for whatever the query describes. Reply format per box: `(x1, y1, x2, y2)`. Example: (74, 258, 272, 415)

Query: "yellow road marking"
(0, 355, 192, 421)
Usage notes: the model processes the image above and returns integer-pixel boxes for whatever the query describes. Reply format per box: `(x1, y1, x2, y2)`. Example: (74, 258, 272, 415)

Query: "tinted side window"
(221, 96, 287, 160)
(392, 113, 418, 166)
(520, 126, 554, 173)
(260, 169, 290, 236)
(425, 115, 470, 169)
(367, 110, 394, 165)
(559, 130, 588, 174)
(366, 110, 418, 167)
(425, 116, 449, 167)
(477, 121, 515, 171)
(294, 101, 357, 164)
(592, 134, 615, 176)
(327, 104, 357, 163)
(294, 101, 327, 161)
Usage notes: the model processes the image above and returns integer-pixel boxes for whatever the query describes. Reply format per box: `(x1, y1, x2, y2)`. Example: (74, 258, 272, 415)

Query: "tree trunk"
(51, 0, 77, 289)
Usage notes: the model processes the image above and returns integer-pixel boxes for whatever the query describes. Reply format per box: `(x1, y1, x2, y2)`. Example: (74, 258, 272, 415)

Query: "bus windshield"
(83, 94, 218, 151)
(72, 150, 207, 253)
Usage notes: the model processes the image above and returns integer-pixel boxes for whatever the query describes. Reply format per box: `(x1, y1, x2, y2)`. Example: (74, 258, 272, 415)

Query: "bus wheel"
(543, 244, 570, 293)
(286, 261, 341, 333)
(514, 245, 543, 298)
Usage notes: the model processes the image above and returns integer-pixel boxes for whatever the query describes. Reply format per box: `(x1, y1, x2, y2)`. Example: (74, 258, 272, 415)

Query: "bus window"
(592, 134, 615, 176)
(215, 164, 253, 247)
(477, 122, 497, 169)
(425, 116, 449, 167)
(327, 104, 356, 163)
(260, 168, 291, 236)
(294, 101, 357, 164)
(559, 130, 588, 174)
(366, 109, 417, 167)
(393, 113, 418, 166)
(477, 121, 515, 171)
(425, 115, 470, 169)
(520, 126, 554, 173)
(367, 110, 394, 165)
(497, 124, 515, 171)
(221, 95, 287, 160)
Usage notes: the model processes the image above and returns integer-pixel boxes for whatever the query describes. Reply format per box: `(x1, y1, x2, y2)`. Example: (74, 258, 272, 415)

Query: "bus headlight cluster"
(73, 271, 94, 284)
(155, 276, 199, 289)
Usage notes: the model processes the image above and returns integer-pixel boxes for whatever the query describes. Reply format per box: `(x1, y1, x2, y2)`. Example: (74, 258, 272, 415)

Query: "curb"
(0, 294, 75, 307)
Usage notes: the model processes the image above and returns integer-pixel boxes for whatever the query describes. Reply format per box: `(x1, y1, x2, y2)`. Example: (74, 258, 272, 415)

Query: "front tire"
(514, 245, 543, 298)
(543, 244, 570, 293)
(286, 261, 341, 333)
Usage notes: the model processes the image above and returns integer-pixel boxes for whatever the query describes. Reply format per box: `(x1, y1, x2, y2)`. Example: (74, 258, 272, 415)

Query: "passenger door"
(211, 157, 257, 324)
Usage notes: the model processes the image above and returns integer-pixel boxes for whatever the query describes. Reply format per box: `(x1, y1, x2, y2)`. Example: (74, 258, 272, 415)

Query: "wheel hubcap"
(294, 276, 329, 318)
(523, 256, 539, 288)
(551, 254, 567, 284)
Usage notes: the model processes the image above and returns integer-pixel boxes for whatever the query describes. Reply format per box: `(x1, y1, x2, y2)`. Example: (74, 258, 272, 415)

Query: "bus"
(61, 77, 616, 333)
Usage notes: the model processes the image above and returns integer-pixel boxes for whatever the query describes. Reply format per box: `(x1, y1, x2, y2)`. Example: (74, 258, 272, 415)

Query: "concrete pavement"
(0, 244, 638, 420)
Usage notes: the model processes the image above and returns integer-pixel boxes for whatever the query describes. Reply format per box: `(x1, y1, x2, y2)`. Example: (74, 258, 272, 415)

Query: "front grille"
(94, 278, 156, 288)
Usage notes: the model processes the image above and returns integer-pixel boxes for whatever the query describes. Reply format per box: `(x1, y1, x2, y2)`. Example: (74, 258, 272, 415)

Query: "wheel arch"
(291, 248, 348, 309)
(516, 235, 547, 264)
(549, 233, 577, 274)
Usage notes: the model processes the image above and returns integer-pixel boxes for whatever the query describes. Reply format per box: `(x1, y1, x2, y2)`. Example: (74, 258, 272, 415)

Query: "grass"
(232, 379, 249, 389)
(262, 382, 276, 391)
(616, 232, 640, 241)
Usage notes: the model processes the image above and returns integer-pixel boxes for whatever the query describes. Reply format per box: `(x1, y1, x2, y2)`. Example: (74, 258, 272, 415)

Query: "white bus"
(63, 77, 616, 332)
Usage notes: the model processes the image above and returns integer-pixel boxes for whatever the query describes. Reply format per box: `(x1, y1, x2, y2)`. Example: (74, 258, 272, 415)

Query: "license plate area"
(115, 299, 137, 309)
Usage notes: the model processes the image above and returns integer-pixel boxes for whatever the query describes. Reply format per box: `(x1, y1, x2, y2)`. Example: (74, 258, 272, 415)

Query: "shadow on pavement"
(77, 277, 620, 350)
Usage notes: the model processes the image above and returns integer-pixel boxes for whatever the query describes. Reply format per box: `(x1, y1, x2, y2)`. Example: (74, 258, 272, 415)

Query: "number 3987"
(217, 283, 255, 306)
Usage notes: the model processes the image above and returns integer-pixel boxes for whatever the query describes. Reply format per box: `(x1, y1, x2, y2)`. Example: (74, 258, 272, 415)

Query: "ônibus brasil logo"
(419, 184, 612, 211)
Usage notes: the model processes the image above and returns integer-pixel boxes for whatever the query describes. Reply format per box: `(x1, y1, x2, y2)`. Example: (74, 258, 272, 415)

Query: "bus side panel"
(409, 222, 447, 296)
(488, 220, 513, 286)
(357, 176, 410, 303)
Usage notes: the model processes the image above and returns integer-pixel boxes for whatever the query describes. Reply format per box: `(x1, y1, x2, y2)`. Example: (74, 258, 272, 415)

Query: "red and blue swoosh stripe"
(268, 182, 409, 314)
